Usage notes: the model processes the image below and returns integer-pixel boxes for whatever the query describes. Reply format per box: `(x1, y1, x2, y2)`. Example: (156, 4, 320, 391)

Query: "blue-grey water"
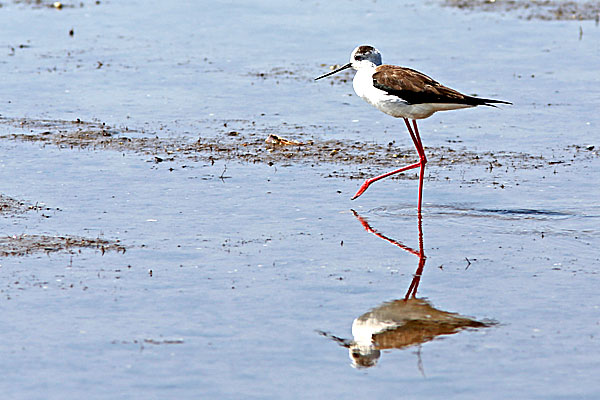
(1, 1, 599, 399)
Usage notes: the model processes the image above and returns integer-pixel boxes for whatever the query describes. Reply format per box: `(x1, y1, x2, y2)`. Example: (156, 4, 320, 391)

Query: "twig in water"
(219, 165, 231, 182)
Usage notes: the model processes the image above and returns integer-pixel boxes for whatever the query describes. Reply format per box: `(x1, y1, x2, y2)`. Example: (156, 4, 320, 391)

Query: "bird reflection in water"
(319, 210, 493, 369)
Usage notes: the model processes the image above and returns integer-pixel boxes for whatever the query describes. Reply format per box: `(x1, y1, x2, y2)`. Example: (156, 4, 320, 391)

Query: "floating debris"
(265, 134, 302, 146)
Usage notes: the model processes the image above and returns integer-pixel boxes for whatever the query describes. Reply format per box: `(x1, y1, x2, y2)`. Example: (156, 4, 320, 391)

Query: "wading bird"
(315, 45, 510, 213)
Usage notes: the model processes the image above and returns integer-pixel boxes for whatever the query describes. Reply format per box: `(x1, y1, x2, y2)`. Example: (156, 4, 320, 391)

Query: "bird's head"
(315, 45, 382, 81)
(350, 45, 382, 68)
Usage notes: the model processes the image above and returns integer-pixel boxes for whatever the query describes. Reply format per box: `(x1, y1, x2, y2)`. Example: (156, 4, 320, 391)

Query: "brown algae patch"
(1, 117, 596, 182)
(0, 234, 126, 257)
(0, 194, 55, 216)
(444, 0, 600, 21)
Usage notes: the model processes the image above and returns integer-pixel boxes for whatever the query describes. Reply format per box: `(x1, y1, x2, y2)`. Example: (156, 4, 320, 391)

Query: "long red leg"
(352, 118, 428, 213)
(411, 120, 427, 214)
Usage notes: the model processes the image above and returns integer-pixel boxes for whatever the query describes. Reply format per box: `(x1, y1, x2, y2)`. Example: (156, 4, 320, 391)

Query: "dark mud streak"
(444, 0, 600, 21)
(0, 234, 126, 257)
(477, 208, 572, 216)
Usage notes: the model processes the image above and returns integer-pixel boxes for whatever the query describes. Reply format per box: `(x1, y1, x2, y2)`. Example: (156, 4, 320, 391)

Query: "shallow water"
(1, 0, 600, 399)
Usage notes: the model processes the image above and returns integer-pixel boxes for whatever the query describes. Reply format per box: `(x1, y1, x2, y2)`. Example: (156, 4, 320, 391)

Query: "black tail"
(469, 96, 512, 107)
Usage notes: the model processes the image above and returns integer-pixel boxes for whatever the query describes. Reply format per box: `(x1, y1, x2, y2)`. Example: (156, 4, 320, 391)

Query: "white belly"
(352, 69, 474, 120)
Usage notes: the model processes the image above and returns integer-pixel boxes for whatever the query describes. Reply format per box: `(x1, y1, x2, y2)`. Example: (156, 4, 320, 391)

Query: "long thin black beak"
(314, 62, 352, 81)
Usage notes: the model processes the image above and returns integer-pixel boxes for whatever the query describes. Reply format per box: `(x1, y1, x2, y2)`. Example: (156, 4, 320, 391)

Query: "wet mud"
(444, 0, 600, 21)
(1, 117, 596, 184)
(0, 233, 125, 257)
(0, 194, 55, 216)
(1, 193, 123, 257)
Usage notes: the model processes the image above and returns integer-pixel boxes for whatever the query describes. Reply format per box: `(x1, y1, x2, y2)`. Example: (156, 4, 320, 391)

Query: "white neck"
(352, 63, 378, 100)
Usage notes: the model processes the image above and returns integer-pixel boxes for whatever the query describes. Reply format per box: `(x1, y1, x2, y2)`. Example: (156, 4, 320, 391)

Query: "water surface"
(1, 0, 599, 399)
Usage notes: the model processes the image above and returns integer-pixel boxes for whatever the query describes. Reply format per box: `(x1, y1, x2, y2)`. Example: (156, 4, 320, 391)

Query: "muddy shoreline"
(444, 0, 600, 21)
(2, 117, 596, 182)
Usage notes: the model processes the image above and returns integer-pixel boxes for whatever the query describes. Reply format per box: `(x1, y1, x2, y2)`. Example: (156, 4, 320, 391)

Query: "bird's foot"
(351, 180, 372, 200)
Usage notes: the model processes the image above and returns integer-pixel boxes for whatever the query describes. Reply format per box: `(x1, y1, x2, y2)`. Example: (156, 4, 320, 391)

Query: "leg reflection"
(318, 210, 494, 369)
(352, 209, 426, 298)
